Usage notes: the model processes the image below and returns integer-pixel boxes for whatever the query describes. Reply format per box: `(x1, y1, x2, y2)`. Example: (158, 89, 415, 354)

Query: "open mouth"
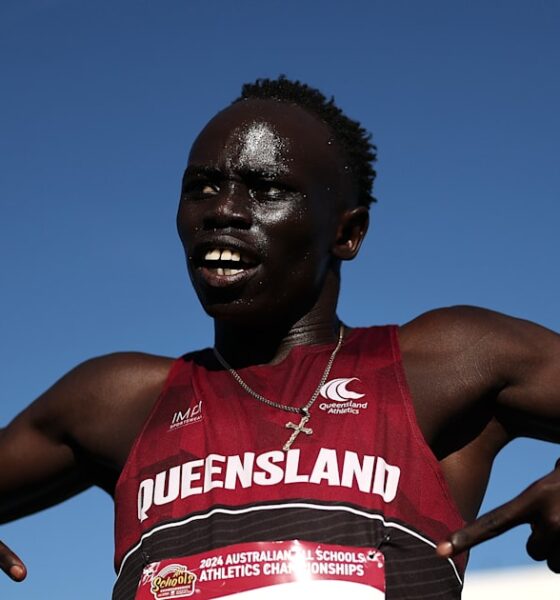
(193, 244, 261, 287)
(201, 248, 254, 275)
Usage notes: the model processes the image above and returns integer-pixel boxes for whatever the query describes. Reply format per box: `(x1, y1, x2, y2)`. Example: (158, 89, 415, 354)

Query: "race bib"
(136, 540, 385, 599)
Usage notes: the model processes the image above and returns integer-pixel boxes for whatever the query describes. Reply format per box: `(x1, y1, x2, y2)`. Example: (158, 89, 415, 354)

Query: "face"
(177, 99, 362, 324)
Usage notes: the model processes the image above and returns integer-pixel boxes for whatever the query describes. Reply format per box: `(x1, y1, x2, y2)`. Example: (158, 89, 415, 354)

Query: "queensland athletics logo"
(148, 563, 197, 599)
(319, 377, 368, 415)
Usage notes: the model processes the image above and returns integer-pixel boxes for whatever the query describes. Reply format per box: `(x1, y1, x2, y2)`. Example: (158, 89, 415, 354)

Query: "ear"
(331, 206, 369, 261)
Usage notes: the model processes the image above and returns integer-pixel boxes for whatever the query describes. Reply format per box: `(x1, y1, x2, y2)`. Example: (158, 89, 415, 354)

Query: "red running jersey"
(113, 326, 466, 599)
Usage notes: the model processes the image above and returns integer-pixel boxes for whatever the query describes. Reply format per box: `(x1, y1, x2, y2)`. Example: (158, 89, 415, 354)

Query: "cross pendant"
(283, 412, 313, 451)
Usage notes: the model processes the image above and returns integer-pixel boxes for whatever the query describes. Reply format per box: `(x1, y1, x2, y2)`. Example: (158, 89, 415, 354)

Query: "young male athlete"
(1, 77, 559, 599)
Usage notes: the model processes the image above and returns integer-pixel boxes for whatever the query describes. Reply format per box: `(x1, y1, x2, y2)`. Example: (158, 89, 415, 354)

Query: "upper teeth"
(204, 249, 242, 262)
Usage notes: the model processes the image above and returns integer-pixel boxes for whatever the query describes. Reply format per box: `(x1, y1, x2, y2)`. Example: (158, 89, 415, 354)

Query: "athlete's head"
(233, 76, 377, 209)
(177, 77, 373, 324)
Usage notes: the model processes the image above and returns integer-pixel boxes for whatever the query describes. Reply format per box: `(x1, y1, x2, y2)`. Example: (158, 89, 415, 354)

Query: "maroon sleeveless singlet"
(113, 327, 466, 599)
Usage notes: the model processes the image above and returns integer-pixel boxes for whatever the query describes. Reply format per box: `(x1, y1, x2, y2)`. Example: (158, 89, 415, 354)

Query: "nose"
(203, 182, 252, 230)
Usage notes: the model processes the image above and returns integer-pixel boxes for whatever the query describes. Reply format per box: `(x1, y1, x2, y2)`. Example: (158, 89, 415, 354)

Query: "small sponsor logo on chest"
(170, 400, 203, 430)
(318, 377, 368, 415)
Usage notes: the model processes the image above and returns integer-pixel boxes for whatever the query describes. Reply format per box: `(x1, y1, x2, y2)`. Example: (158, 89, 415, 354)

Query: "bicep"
(0, 351, 173, 522)
(495, 316, 560, 441)
(0, 355, 116, 522)
(0, 408, 88, 523)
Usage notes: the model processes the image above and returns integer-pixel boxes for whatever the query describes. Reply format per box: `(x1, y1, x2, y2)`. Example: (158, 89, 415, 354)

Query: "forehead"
(188, 99, 346, 181)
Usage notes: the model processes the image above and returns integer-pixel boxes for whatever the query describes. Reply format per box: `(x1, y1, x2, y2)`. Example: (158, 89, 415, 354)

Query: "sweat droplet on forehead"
(227, 122, 289, 173)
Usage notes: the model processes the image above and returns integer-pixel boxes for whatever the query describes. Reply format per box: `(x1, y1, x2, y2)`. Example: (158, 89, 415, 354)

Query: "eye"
(182, 180, 219, 200)
(249, 180, 290, 201)
(201, 184, 218, 195)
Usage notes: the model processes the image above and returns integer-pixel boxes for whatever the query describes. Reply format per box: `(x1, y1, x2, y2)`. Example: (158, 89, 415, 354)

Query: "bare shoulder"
(40, 351, 175, 414)
(61, 351, 175, 397)
(401, 304, 536, 347)
(399, 304, 559, 373)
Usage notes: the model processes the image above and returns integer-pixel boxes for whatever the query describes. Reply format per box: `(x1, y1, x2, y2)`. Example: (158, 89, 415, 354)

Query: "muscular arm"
(402, 305, 559, 442)
(400, 306, 560, 568)
(0, 352, 173, 580)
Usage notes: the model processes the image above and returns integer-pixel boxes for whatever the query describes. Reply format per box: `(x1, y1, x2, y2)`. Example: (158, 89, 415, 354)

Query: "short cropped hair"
(234, 76, 377, 207)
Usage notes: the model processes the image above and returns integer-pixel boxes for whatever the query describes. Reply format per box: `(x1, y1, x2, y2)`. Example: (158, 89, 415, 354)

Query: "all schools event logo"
(141, 562, 197, 599)
(318, 377, 368, 415)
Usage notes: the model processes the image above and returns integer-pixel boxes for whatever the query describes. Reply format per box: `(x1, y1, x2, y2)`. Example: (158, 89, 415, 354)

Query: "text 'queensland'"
(137, 448, 400, 521)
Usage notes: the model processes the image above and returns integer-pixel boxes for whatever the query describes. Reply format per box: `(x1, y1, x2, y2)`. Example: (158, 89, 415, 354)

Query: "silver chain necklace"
(213, 325, 345, 452)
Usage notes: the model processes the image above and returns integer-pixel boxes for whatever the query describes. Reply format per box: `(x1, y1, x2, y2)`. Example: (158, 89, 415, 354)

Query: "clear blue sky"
(1, 1, 559, 597)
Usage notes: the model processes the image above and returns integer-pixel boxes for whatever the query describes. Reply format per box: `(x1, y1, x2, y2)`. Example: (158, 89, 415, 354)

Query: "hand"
(0, 540, 26, 581)
(436, 460, 560, 572)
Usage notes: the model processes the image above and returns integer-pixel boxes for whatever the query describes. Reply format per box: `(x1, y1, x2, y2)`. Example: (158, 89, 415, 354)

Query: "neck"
(213, 276, 343, 368)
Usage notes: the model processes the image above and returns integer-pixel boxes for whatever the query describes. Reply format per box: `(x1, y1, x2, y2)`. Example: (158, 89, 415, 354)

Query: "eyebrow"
(183, 165, 285, 182)
(182, 166, 223, 180)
